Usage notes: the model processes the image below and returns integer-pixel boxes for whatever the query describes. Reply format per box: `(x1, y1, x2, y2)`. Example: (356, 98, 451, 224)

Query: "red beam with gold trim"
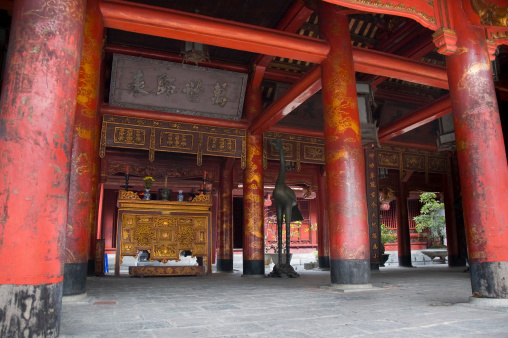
(100, 0, 329, 64)
(101, 104, 249, 130)
(353, 47, 449, 89)
(378, 94, 451, 142)
(250, 65, 322, 135)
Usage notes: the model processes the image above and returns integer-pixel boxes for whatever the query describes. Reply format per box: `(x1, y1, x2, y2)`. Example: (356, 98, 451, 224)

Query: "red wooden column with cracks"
(64, 0, 104, 297)
(0, 0, 86, 335)
(442, 172, 465, 267)
(446, 3, 508, 299)
(242, 83, 265, 276)
(396, 180, 412, 267)
(318, 2, 370, 286)
(317, 165, 330, 269)
(217, 158, 234, 272)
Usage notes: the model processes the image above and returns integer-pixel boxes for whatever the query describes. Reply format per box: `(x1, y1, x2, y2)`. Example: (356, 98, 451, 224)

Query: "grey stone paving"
(61, 266, 508, 337)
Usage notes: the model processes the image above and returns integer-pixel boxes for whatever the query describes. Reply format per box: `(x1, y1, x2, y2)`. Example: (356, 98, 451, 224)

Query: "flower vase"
(144, 189, 151, 200)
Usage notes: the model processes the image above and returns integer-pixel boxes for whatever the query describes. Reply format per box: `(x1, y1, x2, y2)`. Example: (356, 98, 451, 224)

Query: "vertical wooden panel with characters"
(365, 149, 381, 266)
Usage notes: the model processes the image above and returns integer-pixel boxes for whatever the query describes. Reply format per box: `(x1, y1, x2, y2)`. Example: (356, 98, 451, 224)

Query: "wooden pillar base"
(242, 260, 264, 276)
(448, 255, 467, 267)
(63, 263, 88, 296)
(216, 259, 233, 272)
(398, 255, 412, 267)
(0, 283, 62, 336)
(470, 262, 508, 298)
(318, 256, 330, 269)
(330, 259, 370, 285)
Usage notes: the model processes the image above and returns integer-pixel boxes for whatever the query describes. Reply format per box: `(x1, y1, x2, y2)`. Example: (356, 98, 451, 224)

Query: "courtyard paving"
(61, 265, 508, 337)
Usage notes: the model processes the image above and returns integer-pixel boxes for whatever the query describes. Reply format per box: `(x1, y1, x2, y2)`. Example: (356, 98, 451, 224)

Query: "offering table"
(115, 191, 212, 277)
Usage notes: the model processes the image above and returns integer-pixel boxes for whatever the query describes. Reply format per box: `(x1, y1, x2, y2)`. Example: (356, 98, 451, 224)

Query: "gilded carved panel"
(114, 127, 146, 145)
(118, 211, 209, 264)
(160, 132, 194, 151)
(428, 156, 447, 172)
(378, 151, 400, 168)
(403, 154, 425, 171)
(101, 114, 245, 164)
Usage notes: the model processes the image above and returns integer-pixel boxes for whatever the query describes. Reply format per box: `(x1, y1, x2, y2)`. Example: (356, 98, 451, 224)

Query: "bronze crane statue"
(267, 138, 303, 278)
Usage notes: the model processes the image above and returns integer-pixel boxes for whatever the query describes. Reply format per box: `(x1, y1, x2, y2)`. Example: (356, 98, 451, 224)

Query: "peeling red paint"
(66, 0, 103, 266)
(446, 4, 508, 264)
(319, 4, 369, 261)
(242, 84, 265, 264)
(0, 0, 86, 285)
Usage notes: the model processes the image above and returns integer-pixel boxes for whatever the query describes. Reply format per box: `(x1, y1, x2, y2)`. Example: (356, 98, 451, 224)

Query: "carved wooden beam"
(250, 1, 314, 88)
(378, 94, 451, 142)
(100, 0, 329, 63)
(249, 65, 322, 135)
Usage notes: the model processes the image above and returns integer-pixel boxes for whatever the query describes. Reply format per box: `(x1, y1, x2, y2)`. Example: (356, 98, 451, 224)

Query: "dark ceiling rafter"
(250, 1, 314, 87)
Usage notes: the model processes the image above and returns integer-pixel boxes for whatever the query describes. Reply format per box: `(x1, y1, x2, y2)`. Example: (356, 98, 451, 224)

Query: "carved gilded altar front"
(115, 195, 212, 276)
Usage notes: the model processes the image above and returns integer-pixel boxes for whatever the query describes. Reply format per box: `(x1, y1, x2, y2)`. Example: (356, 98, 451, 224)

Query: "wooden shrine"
(115, 191, 212, 277)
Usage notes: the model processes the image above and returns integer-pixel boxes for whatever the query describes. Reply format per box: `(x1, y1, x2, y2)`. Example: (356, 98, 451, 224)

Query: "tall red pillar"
(319, 2, 370, 285)
(396, 180, 412, 267)
(64, 0, 104, 296)
(217, 159, 234, 272)
(243, 84, 265, 276)
(317, 165, 330, 269)
(442, 173, 465, 267)
(446, 4, 508, 298)
(0, 0, 86, 334)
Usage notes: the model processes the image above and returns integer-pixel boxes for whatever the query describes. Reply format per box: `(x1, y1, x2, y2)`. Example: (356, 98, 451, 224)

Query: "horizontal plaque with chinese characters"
(109, 54, 248, 120)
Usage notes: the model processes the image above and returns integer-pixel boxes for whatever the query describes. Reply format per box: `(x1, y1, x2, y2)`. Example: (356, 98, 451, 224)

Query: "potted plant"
(380, 224, 396, 266)
(143, 176, 154, 200)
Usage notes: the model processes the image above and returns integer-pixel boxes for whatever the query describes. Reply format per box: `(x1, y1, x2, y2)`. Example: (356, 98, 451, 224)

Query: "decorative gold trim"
(192, 194, 212, 203)
(296, 142, 301, 172)
(432, 28, 458, 55)
(262, 136, 267, 170)
(99, 120, 107, 158)
(149, 127, 155, 162)
(118, 190, 141, 200)
(197, 133, 203, 166)
(334, 0, 436, 25)
(241, 136, 247, 169)
(471, 0, 508, 26)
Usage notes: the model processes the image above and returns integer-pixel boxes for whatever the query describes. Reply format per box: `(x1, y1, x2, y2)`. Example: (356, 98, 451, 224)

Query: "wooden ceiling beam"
(100, 104, 249, 130)
(249, 65, 322, 135)
(100, 0, 329, 64)
(251, 1, 314, 87)
(378, 94, 451, 142)
(371, 36, 436, 88)
(353, 47, 449, 89)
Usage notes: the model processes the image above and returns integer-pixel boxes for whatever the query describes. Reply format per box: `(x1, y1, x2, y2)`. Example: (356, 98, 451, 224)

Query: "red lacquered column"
(0, 0, 86, 334)
(217, 160, 234, 272)
(64, 0, 104, 296)
(446, 4, 508, 298)
(317, 165, 330, 269)
(243, 84, 265, 276)
(396, 180, 412, 267)
(318, 2, 370, 285)
(442, 173, 465, 267)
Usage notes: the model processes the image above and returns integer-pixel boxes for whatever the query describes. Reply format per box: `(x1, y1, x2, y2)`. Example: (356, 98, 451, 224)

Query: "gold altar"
(115, 191, 212, 276)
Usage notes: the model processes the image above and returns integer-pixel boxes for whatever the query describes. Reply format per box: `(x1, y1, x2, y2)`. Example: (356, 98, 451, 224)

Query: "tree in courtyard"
(413, 192, 446, 247)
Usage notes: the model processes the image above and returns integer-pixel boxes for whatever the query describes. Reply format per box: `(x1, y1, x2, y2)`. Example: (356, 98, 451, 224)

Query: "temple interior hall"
(0, 0, 507, 336)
